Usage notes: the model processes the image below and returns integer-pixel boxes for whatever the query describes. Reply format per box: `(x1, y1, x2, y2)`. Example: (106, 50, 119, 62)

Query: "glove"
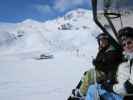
(124, 80, 133, 93)
(102, 80, 113, 92)
(125, 66, 133, 93)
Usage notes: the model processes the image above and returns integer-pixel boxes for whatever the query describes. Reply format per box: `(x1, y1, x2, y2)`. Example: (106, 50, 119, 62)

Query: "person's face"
(122, 37, 133, 53)
(99, 38, 109, 49)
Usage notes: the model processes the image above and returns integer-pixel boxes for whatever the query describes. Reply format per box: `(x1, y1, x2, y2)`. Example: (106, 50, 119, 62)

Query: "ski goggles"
(97, 35, 109, 40)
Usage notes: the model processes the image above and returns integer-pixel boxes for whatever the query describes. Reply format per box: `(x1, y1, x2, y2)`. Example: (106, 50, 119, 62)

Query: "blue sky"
(0, 0, 91, 23)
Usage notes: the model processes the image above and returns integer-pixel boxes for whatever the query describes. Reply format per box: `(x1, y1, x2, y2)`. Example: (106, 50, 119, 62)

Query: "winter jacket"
(94, 46, 122, 72)
(93, 45, 123, 84)
(113, 59, 133, 96)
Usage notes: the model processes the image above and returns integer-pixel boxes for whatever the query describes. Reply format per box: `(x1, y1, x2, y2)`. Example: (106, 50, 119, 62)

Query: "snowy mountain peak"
(54, 9, 96, 31)
(0, 9, 100, 55)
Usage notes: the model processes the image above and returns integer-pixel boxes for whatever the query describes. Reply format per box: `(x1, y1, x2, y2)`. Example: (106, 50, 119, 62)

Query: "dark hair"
(118, 27, 133, 42)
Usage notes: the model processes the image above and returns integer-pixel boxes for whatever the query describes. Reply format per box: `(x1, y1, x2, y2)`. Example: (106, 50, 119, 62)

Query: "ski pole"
(93, 67, 100, 100)
(91, 56, 100, 100)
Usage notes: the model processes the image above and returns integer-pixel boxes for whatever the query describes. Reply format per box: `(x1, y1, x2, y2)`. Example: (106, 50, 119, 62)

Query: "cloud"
(34, 4, 54, 15)
(33, 0, 90, 16)
(53, 0, 84, 12)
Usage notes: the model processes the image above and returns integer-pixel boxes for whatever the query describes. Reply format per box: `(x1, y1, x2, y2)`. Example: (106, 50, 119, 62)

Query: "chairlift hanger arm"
(91, 0, 122, 50)
(104, 12, 118, 38)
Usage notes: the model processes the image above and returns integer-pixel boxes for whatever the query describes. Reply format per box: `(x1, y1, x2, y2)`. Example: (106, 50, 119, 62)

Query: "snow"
(0, 9, 100, 100)
(0, 52, 92, 100)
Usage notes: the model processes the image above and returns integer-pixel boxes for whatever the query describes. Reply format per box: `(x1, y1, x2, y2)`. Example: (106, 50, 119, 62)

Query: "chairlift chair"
(91, 0, 133, 99)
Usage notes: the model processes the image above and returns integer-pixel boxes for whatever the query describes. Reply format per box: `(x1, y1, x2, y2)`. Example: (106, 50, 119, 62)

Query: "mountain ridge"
(0, 9, 100, 57)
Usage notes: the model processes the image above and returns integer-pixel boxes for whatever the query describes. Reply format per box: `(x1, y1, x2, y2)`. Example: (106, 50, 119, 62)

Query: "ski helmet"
(96, 33, 109, 40)
(96, 33, 110, 47)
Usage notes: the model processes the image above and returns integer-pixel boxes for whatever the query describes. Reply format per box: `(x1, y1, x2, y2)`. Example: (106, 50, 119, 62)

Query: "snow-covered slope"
(0, 9, 100, 57)
(0, 51, 92, 100)
(0, 9, 101, 100)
